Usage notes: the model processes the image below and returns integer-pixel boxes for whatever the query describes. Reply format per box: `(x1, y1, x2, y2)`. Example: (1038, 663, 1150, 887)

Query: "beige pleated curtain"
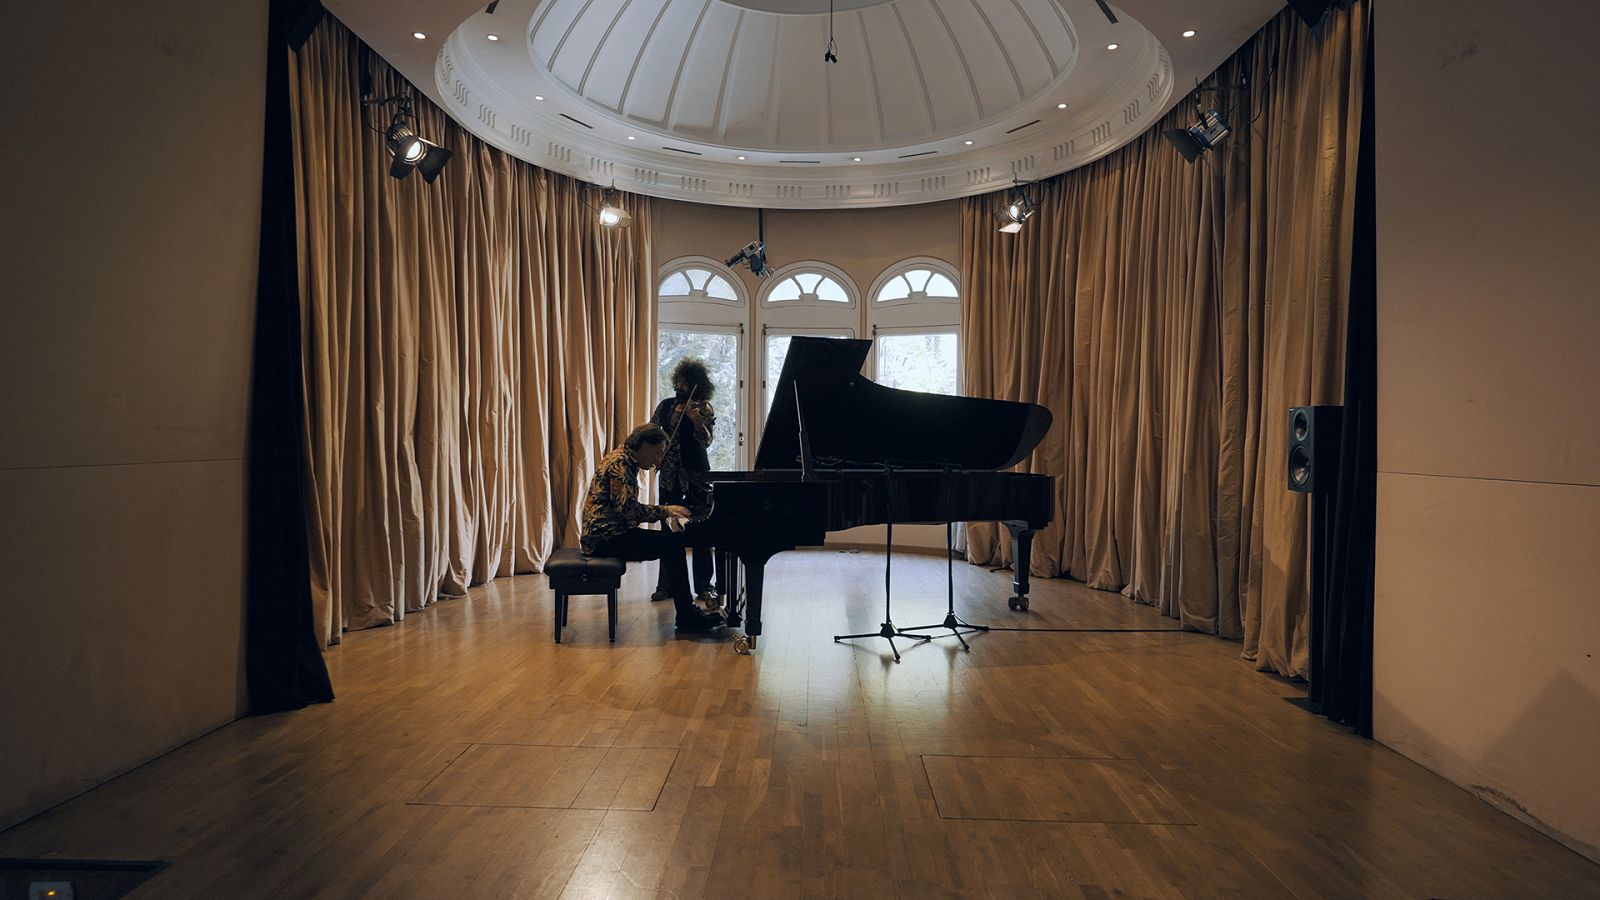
(964, 4, 1368, 677)
(289, 18, 656, 645)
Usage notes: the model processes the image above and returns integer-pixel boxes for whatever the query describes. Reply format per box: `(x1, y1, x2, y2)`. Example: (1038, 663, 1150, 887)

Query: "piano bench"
(545, 548, 628, 643)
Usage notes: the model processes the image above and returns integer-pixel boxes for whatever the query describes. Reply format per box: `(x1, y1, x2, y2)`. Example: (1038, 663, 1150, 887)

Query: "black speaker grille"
(1291, 408, 1310, 442)
(1289, 444, 1313, 489)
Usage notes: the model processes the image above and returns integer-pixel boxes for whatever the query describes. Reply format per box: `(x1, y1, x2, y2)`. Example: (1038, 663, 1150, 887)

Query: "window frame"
(865, 256, 962, 388)
(657, 257, 750, 469)
(866, 256, 962, 311)
(757, 260, 860, 311)
(658, 256, 749, 330)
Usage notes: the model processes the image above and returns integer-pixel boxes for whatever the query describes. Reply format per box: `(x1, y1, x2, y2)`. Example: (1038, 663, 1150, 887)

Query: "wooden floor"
(4, 549, 1598, 898)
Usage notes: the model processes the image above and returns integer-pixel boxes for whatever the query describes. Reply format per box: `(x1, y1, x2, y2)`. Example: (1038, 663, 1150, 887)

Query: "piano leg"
(730, 551, 774, 655)
(720, 551, 743, 628)
(714, 548, 733, 619)
(1003, 521, 1037, 611)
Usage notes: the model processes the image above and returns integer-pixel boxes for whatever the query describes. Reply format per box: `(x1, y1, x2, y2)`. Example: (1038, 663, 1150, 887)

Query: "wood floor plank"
(1, 549, 1596, 898)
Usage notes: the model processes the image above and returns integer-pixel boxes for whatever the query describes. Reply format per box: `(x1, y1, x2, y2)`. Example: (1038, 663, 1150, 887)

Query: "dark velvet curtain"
(1310, 14, 1376, 735)
(246, 0, 334, 713)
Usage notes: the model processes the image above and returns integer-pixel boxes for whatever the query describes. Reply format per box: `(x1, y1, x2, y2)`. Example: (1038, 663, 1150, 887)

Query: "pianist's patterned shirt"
(580, 446, 669, 554)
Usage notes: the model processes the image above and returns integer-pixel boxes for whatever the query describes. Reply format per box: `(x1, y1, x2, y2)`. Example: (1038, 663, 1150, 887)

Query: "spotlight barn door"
(1287, 406, 1343, 494)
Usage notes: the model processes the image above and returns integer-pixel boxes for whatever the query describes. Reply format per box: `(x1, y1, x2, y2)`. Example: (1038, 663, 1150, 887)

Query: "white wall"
(0, 2, 267, 828)
(1374, 0, 1600, 861)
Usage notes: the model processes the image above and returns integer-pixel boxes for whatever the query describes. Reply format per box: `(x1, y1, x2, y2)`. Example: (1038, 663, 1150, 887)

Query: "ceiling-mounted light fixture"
(823, 0, 839, 63)
(1163, 107, 1232, 162)
(597, 183, 632, 227)
(363, 92, 452, 183)
(995, 181, 1039, 233)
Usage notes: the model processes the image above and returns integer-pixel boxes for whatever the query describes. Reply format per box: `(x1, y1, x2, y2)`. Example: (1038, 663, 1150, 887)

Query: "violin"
(675, 398, 715, 430)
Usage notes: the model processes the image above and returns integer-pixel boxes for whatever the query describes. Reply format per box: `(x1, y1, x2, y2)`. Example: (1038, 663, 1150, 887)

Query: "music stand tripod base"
(900, 499, 989, 652)
(833, 462, 937, 664)
(834, 622, 931, 664)
(900, 613, 989, 652)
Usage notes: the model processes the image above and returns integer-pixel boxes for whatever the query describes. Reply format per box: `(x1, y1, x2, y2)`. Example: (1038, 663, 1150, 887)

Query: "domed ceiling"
(325, 0, 1284, 207)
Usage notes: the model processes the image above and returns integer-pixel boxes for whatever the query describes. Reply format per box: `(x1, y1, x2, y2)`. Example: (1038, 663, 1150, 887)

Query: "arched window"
(660, 264, 741, 303)
(657, 257, 748, 470)
(756, 261, 859, 423)
(759, 261, 858, 309)
(866, 257, 962, 396)
(872, 264, 960, 304)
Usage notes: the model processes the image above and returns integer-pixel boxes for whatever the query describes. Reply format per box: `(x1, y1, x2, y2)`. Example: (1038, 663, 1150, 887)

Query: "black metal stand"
(901, 465, 988, 651)
(834, 463, 931, 663)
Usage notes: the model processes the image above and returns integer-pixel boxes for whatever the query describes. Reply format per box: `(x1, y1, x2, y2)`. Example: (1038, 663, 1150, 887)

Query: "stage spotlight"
(597, 186, 632, 227)
(384, 121, 452, 182)
(365, 92, 452, 183)
(1163, 108, 1231, 163)
(995, 182, 1039, 233)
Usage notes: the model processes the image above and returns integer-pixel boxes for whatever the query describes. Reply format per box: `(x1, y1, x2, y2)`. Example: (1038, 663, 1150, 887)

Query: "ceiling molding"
(327, 0, 1285, 208)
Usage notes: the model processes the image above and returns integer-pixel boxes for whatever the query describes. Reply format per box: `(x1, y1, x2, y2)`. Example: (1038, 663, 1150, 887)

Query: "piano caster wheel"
(1007, 595, 1030, 611)
(733, 633, 754, 655)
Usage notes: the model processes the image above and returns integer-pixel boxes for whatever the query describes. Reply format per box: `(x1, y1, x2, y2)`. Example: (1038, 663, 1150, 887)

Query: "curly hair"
(670, 357, 716, 400)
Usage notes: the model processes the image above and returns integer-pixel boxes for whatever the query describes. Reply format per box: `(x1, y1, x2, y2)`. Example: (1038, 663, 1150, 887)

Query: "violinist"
(651, 358, 719, 604)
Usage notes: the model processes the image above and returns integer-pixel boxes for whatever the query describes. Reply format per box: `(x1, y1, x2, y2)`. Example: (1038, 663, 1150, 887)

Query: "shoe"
(675, 607, 725, 634)
(651, 588, 671, 602)
(695, 590, 719, 605)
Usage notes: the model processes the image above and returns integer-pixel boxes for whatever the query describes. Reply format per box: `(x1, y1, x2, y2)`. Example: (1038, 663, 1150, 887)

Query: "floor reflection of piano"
(684, 336, 1055, 654)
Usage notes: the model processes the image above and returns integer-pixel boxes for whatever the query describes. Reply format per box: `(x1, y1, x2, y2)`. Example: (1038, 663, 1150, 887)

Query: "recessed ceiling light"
(1182, 29, 1196, 38)
(626, 135, 636, 140)
(737, 155, 746, 160)
(487, 34, 500, 41)
(534, 95, 544, 101)
(853, 156, 862, 162)
(964, 140, 974, 145)
(413, 32, 427, 40)
(1106, 43, 1118, 50)
(1057, 102, 1068, 109)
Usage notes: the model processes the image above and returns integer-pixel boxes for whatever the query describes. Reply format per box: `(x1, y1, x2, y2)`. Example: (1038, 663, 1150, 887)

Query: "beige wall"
(0, 3, 266, 827)
(654, 199, 962, 550)
(655, 201, 961, 303)
(1374, 0, 1600, 861)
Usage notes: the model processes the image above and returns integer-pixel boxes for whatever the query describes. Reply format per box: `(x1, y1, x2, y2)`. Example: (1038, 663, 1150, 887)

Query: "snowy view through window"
(656, 330, 739, 471)
(876, 332, 959, 395)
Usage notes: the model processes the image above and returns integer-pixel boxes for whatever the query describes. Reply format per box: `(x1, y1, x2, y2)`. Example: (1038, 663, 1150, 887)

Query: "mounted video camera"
(726, 240, 772, 278)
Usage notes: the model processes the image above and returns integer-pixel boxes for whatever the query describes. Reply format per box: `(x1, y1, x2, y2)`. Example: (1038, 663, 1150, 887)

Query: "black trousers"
(590, 528, 695, 612)
(655, 486, 717, 595)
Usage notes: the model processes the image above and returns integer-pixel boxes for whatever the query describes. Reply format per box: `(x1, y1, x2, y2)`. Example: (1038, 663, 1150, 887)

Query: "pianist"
(580, 423, 726, 635)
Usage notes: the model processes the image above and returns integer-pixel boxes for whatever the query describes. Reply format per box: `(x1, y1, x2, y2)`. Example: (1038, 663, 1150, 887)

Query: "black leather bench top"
(545, 547, 626, 580)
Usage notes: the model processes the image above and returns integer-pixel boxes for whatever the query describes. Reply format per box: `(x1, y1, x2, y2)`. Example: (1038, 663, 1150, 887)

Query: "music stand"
(833, 461, 932, 663)
(900, 464, 988, 650)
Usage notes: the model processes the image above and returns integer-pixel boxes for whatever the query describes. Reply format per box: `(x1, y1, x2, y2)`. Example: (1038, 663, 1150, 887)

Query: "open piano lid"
(753, 336, 1052, 472)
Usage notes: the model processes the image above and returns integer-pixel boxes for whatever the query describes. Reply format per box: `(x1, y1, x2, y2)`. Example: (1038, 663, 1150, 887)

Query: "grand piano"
(685, 336, 1054, 654)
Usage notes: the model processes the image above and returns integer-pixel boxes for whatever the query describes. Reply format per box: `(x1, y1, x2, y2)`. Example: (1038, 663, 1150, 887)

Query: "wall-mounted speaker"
(1287, 405, 1343, 493)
